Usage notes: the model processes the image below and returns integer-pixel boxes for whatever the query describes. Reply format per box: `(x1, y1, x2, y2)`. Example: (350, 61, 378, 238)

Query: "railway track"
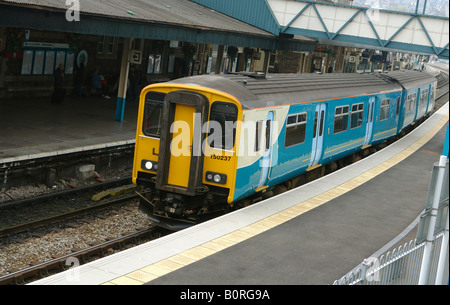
(436, 72, 449, 90)
(0, 226, 168, 285)
(0, 177, 139, 237)
(0, 176, 161, 285)
(428, 65, 448, 109)
(0, 140, 135, 190)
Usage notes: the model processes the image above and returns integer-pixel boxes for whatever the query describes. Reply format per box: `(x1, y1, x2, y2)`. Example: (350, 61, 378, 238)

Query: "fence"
(333, 232, 449, 285)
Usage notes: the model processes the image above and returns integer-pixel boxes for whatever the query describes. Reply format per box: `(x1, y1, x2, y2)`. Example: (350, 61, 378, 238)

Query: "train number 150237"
(211, 154, 231, 161)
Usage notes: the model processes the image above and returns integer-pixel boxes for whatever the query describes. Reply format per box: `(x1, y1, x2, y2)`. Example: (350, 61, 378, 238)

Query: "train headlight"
(213, 174, 221, 183)
(141, 160, 158, 171)
(205, 171, 227, 184)
(145, 161, 153, 170)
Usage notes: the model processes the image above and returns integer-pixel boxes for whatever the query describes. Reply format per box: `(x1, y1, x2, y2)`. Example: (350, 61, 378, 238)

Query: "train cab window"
(142, 91, 166, 138)
(208, 102, 238, 150)
(379, 98, 390, 121)
(285, 112, 307, 147)
(334, 106, 349, 134)
(350, 103, 364, 129)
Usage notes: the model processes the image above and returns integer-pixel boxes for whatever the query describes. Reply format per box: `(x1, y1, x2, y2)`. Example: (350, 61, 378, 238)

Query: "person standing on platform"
(128, 65, 142, 102)
(52, 63, 66, 104)
(74, 62, 85, 98)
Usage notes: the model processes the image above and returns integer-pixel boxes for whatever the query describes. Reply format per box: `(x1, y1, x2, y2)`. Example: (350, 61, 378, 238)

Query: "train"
(132, 70, 437, 230)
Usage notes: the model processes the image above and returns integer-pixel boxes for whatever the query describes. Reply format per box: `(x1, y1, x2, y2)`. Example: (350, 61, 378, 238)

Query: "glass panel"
(44, 50, 55, 75)
(334, 106, 349, 133)
(255, 120, 262, 152)
(209, 102, 238, 150)
(154, 54, 161, 74)
(285, 124, 306, 147)
(351, 111, 363, 129)
(147, 55, 154, 74)
(142, 91, 166, 138)
(265, 120, 271, 151)
(32, 50, 44, 75)
(287, 115, 296, 125)
(21, 50, 33, 75)
(319, 110, 325, 136)
(313, 112, 318, 138)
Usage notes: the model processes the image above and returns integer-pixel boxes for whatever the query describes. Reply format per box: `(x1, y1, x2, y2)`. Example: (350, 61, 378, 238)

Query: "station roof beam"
(274, 0, 448, 59)
(0, 0, 315, 52)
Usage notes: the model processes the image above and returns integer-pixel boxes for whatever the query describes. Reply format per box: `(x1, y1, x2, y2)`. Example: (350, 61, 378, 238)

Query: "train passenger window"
(313, 112, 318, 138)
(319, 111, 324, 136)
(379, 98, 390, 121)
(334, 106, 349, 134)
(285, 112, 307, 147)
(208, 102, 238, 150)
(350, 103, 364, 129)
(265, 120, 271, 151)
(255, 120, 263, 152)
(142, 91, 166, 138)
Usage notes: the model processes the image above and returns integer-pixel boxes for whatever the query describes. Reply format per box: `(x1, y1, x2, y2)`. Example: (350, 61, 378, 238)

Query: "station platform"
(0, 94, 138, 164)
(30, 101, 449, 286)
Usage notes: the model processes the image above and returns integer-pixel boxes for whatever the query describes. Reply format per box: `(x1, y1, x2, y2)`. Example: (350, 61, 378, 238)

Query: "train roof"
(378, 70, 437, 91)
(169, 71, 436, 109)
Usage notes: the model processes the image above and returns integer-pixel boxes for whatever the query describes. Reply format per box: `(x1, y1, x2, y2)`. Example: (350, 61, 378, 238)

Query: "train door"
(156, 91, 209, 195)
(363, 97, 375, 147)
(167, 103, 196, 187)
(310, 103, 326, 167)
(259, 111, 274, 187)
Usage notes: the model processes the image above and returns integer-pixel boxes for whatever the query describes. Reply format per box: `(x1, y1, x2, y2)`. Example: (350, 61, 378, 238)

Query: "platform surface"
(30, 100, 449, 285)
(0, 95, 138, 163)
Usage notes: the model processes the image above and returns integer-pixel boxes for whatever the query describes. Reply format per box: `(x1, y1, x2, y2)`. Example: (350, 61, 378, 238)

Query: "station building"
(0, 0, 315, 101)
(0, 0, 432, 102)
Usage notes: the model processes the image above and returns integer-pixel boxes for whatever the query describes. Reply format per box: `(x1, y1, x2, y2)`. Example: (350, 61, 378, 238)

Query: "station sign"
(23, 42, 69, 49)
(129, 49, 142, 64)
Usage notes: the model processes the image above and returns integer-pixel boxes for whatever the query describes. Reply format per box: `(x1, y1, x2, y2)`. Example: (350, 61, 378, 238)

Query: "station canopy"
(0, 0, 315, 52)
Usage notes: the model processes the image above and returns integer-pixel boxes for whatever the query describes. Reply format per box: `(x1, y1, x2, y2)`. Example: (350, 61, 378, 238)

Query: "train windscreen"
(143, 91, 166, 138)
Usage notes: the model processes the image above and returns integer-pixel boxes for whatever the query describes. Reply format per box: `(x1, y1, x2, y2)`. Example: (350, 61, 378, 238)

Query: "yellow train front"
(133, 76, 243, 230)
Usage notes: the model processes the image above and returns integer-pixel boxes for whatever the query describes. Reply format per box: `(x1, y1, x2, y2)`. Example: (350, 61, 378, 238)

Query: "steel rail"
(0, 177, 132, 210)
(0, 226, 164, 285)
(0, 192, 139, 237)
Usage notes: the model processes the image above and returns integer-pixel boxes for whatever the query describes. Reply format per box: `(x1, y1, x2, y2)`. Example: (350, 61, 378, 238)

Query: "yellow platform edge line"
(103, 112, 449, 285)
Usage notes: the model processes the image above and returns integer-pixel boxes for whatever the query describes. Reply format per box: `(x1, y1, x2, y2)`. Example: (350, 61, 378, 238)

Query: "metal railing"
(333, 232, 448, 285)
